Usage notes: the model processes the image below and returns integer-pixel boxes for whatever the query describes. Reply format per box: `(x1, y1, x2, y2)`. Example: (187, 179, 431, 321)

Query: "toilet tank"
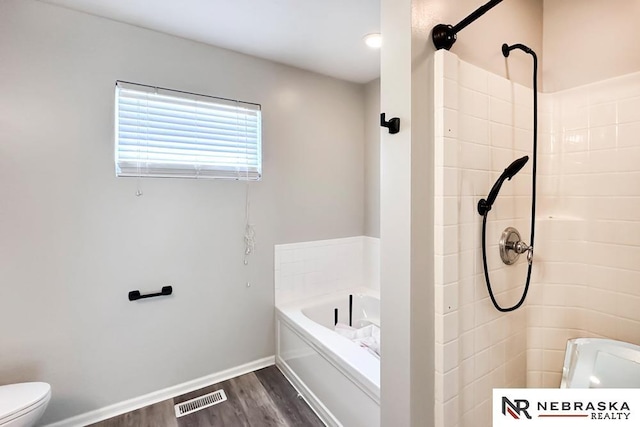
(561, 338, 640, 388)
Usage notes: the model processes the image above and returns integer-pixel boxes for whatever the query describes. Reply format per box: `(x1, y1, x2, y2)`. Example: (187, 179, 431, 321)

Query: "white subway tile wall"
(529, 70, 640, 388)
(434, 50, 529, 427)
(435, 50, 640, 427)
(274, 236, 380, 305)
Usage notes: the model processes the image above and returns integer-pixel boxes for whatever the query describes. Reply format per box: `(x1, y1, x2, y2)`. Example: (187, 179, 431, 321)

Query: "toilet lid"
(0, 382, 50, 422)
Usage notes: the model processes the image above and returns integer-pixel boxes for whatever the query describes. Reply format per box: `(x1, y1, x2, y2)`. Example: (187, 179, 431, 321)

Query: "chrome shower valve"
(499, 227, 533, 265)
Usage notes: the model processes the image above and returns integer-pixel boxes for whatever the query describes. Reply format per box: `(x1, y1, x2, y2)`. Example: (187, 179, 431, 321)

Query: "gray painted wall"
(0, 0, 365, 423)
(364, 79, 381, 238)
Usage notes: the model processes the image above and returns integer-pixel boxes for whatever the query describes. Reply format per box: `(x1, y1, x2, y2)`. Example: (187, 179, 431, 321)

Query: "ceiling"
(40, 0, 381, 84)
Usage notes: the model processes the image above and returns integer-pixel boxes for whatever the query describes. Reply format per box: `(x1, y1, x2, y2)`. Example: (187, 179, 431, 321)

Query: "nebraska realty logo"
(502, 397, 532, 419)
(493, 389, 639, 426)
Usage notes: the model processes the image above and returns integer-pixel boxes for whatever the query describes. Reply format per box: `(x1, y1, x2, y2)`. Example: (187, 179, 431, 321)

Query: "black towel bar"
(128, 286, 173, 301)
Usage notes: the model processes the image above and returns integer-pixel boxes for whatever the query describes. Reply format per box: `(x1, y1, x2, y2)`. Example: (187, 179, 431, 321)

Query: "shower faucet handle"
(508, 240, 533, 265)
(509, 240, 530, 254)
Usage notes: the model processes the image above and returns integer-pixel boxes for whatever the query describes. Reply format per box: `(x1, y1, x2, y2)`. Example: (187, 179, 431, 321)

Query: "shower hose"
(481, 43, 538, 312)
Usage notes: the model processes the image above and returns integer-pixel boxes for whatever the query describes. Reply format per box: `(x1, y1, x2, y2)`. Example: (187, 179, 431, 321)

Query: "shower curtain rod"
(432, 0, 504, 50)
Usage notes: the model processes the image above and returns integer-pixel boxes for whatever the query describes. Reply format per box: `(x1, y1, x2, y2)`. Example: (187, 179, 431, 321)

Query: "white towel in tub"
(335, 323, 380, 358)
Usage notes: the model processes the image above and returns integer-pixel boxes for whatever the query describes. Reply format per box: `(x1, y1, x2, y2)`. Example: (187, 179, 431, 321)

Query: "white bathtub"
(276, 287, 380, 427)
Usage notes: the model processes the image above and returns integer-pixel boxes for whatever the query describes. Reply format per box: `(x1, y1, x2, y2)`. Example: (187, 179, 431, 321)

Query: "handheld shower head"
(503, 155, 528, 180)
(477, 155, 529, 215)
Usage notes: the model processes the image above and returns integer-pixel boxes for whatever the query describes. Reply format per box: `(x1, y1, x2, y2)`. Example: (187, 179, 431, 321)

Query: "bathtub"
(276, 287, 380, 427)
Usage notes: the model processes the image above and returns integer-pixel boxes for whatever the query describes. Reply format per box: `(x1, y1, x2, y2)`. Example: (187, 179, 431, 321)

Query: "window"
(115, 81, 261, 180)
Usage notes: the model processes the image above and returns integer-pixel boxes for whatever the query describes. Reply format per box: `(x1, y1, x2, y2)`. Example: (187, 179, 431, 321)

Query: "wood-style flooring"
(88, 366, 324, 427)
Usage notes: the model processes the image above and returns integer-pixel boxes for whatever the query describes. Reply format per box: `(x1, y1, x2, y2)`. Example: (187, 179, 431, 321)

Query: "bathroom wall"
(543, 0, 640, 92)
(414, 0, 543, 88)
(527, 71, 640, 387)
(380, 0, 413, 424)
(433, 50, 531, 427)
(0, 0, 367, 423)
(364, 79, 381, 238)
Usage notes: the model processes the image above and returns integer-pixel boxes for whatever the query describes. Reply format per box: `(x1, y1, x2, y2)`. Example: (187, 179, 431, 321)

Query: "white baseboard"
(44, 356, 275, 427)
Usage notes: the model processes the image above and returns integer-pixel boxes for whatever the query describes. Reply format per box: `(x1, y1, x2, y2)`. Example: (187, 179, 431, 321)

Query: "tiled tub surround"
(274, 236, 380, 305)
(433, 50, 535, 427)
(528, 71, 640, 388)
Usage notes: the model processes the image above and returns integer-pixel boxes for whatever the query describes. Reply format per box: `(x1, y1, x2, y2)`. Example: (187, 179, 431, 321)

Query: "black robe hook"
(380, 113, 400, 134)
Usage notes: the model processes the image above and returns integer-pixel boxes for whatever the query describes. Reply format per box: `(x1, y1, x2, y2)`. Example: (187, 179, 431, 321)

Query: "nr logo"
(502, 397, 532, 420)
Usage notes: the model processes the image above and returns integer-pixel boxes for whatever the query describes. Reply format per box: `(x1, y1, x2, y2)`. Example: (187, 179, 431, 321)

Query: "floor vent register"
(174, 389, 227, 417)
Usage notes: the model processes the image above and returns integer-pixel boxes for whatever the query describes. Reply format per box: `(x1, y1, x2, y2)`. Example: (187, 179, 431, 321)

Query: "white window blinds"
(115, 81, 261, 180)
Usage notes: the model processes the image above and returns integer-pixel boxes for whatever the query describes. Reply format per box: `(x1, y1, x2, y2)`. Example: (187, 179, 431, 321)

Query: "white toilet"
(561, 338, 640, 388)
(0, 383, 51, 427)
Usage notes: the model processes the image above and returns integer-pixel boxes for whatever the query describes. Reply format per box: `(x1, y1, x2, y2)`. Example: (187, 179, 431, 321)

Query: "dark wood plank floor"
(89, 366, 324, 427)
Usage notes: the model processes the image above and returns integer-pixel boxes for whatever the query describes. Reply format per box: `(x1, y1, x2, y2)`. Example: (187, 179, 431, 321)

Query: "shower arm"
(432, 0, 504, 50)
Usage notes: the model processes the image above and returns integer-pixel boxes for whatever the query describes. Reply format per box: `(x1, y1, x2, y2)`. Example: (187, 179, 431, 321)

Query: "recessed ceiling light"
(364, 33, 382, 49)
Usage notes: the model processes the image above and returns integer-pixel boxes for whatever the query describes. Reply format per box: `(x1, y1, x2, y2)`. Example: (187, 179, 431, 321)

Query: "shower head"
(477, 156, 529, 215)
(503, 155, 529, 180)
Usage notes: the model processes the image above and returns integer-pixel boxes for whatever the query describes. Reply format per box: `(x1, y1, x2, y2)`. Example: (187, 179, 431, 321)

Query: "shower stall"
(432, 43, 640, 426)
(375, 0, 640, 424)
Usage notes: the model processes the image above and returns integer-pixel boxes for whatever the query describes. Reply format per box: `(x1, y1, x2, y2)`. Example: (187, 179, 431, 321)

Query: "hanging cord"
(239, 100, 255, 267)
(135, 161, 143, 197)
(243, 183, 256, 265)
(481, 44, 538, 312)
(135, 89, 149, 197)
(481, 213, 533, 311)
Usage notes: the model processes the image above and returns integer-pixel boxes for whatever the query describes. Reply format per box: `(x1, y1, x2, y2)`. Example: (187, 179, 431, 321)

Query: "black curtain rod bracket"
(432, 24, 457, 51)
(128, 286, 173, 301)
(432, 0, 504, 50)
